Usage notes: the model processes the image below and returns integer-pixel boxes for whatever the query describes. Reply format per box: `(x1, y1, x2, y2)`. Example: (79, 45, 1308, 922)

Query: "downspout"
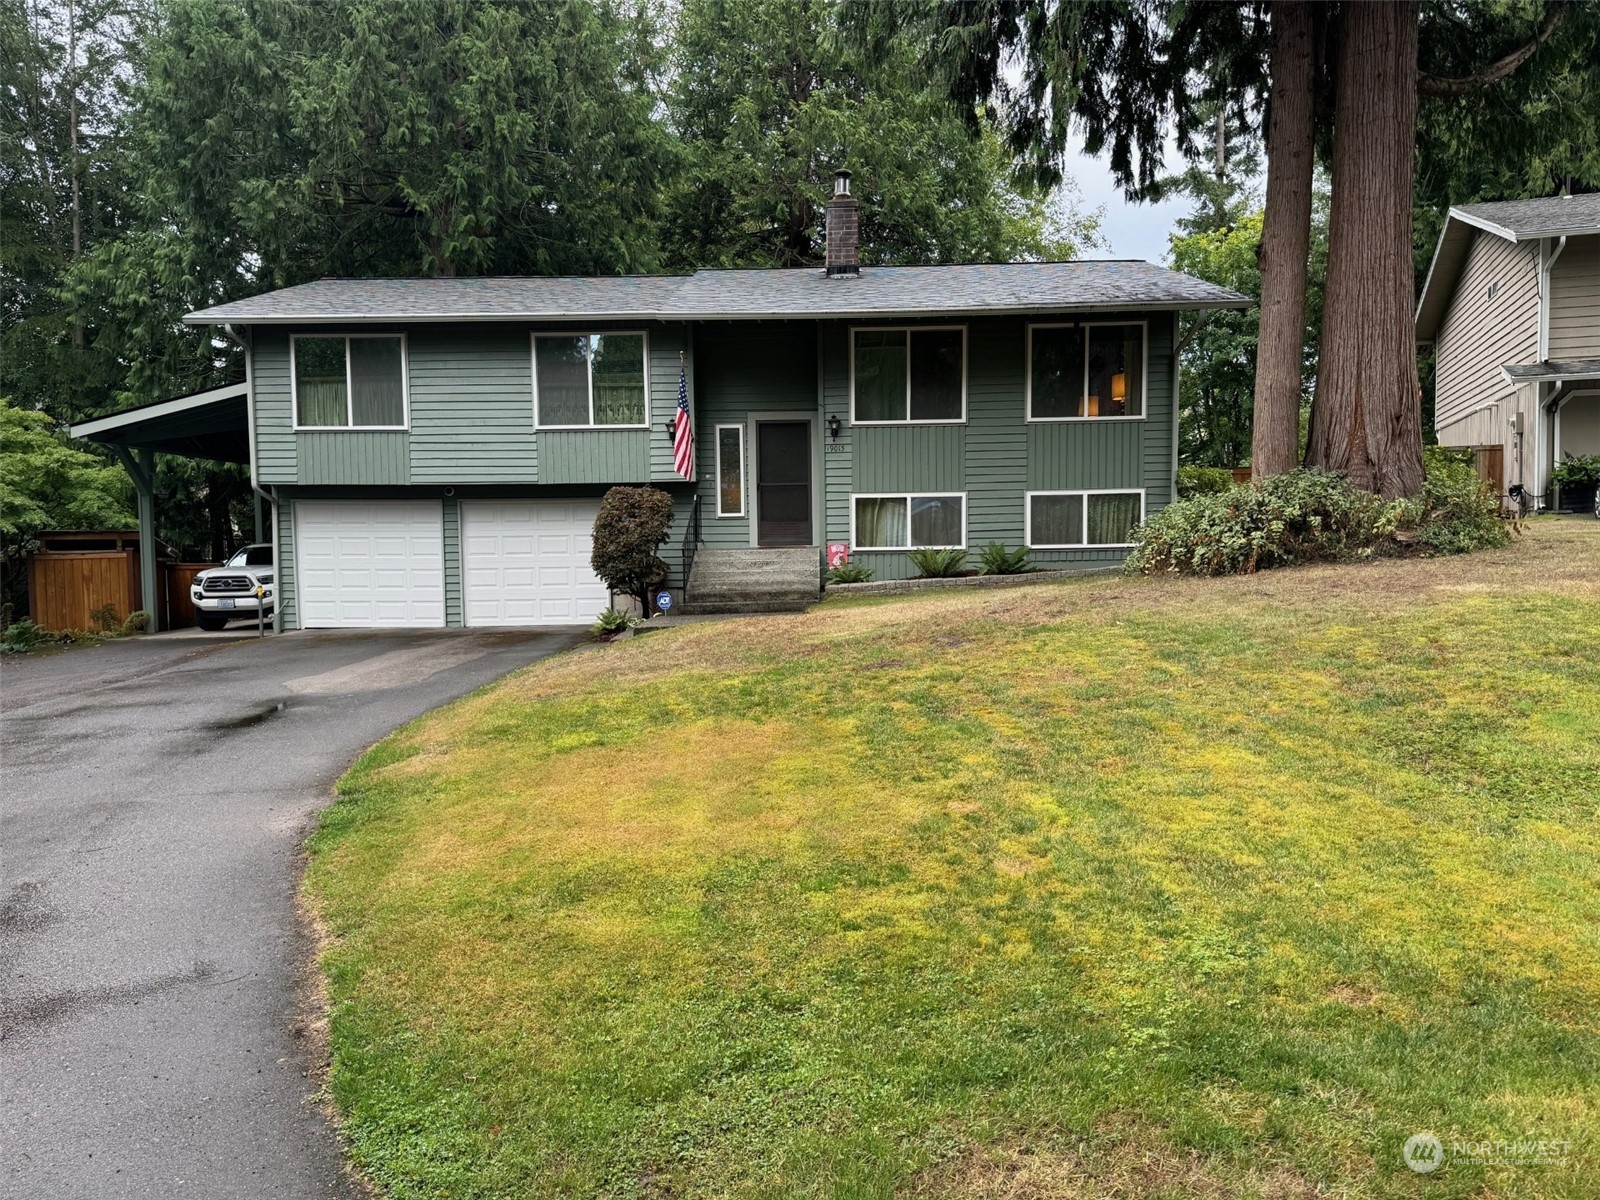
(223, 322, 280, 631)
(1171, 312, 1181, 502)
(1534, 237, 1568, 506)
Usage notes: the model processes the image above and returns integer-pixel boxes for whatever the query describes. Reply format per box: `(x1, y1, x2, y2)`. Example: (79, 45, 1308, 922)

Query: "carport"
(69, 382, 260, 627)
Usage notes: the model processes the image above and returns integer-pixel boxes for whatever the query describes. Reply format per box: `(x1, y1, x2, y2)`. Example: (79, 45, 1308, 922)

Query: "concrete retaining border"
(826, 566, 1121, 598)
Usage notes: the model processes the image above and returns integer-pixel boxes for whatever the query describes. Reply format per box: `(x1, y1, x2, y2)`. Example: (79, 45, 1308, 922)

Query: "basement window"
(533, 332, 648, 428)
(1028, 323, 1146, 420)
(851, 327, 966, 423)
(852, 493, 966, 550)
(293, 335, 407, 429)
(1027, 490, 1145, 548)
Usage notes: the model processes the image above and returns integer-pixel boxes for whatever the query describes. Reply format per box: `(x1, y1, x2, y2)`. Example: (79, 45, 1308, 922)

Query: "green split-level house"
(73, 173, 1249, 630)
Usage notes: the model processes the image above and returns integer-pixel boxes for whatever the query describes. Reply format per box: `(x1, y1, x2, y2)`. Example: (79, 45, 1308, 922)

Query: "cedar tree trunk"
(1251, 0, 1316, 480)
(1306, 1, 1424, 499)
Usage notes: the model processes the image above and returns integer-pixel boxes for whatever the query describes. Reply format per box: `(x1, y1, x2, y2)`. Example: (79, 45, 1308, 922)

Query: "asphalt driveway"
(1, 627, 586, 1199)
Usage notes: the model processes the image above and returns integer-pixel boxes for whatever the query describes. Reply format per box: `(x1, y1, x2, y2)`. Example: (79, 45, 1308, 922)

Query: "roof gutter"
(182, 298, 1253, 326)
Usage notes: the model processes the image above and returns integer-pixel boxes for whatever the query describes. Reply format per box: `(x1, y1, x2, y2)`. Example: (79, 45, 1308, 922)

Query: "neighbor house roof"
(1500, 357, 1600, 386)
(183, 261, 1251, 326)
(1416, 193, 1600, 343)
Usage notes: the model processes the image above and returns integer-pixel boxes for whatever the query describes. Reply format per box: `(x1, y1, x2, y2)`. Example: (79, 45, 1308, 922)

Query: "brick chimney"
(825, 169, 859, 277)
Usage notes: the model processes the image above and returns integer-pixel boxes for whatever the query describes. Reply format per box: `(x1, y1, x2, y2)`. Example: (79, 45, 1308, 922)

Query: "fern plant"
(977, 542, 1031, 575)
(908, 547, 968, 578)
(590, 608, 644, 637)
(826, 562, 874, 584)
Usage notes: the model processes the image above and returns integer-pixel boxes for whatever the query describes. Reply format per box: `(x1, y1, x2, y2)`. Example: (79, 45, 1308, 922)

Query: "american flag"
(672, 359, 694, 479)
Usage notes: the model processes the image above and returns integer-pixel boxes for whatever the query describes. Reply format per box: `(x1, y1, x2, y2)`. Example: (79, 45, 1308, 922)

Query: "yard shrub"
(590, 486, 675, 615)
(826, 562, 874, 584)
(1128, 469, 1384, 575)
(1130, 457, 1513, 576)
(121, 610, 151, 634)
(908, 547, 967, 577)
(1, 618, 46, 653)
(1377, 447, 1512, 556)
(977, 541, 1031, 575)
(1176, 465, 1237, 498)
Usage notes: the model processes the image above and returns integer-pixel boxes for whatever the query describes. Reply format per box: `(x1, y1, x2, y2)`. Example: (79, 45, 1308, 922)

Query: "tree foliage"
(0, 398, 134, 610)
(667, 0, 1099, 269)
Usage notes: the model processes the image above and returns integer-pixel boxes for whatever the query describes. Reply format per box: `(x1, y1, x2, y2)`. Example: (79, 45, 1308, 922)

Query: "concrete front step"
(685, 546, 821, 613)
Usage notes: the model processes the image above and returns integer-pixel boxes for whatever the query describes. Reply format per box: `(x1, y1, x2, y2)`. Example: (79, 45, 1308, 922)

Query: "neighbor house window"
(1027, 490, 1145, 548)
(715, 424, 745, 517)
(533, 332, 648, 428)
(851, 327, 965, 423)
(852, 493, 965, 550)
(1027, 323, 1145, 420)
(293, 335, 407, 428)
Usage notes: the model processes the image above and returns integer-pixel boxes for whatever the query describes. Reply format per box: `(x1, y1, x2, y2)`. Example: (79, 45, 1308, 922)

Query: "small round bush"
(591, 486, 675, 614)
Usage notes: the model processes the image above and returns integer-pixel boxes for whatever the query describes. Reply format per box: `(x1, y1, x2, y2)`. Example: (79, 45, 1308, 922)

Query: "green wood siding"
(823, 313, 1175, 580)
(276, 496, 297, 630)
(539, 431, 651, 484)
(851, 425, 964, 492)
(297, 431, 410, 485)
(255, 330, 296, 484)
(649, 327, 690, 481)
(443, 497, 462, 627)
(253, 323, 691, 487)
(409, 327, 536, 483)
(691, 322, 819, 548)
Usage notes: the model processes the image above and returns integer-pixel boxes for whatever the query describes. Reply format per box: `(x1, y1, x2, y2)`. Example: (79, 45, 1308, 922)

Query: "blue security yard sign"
(655, 590, 674, 613)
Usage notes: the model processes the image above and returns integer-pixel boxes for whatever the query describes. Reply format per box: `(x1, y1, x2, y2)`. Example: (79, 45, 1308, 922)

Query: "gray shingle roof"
(184, 261, 1251, 325)
(1452, 193, 1600, 241)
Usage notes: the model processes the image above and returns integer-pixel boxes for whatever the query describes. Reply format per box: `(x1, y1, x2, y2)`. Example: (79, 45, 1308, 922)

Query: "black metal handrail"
(680, 493, 702, 601)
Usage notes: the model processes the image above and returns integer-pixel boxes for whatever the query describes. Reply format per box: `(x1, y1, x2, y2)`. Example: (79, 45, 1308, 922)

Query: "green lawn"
(306, 520, 1600, 1199)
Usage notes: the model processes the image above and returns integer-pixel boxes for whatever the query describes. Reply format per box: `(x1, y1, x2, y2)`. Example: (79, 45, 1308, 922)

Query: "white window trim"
(848, 325, 968, 425)
(531, 330, 652, 430)
(1025, 489, 1146, 549)
(1025, 320, 1149, 423)
(849, 492, 968, 551)
(291, 333, 410, 431)
(714, 423, 745, 517)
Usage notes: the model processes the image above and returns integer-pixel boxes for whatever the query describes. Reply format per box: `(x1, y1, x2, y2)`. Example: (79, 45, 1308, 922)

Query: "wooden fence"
(27, 550, 147, 632)
(24, 551, 217, 632)
(164, 564, 214, 630)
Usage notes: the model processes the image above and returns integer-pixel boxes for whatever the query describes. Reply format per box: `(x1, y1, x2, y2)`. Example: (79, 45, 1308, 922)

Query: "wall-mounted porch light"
(828, 414, 842, 441)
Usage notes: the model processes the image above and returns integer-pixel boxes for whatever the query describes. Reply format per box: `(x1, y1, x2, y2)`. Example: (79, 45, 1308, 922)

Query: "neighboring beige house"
(1416, 193, 1600, 509)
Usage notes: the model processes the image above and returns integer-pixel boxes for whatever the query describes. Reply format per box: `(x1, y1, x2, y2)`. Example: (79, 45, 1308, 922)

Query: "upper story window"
(293, 334, 407, 429)
(1028, 322, 1145, 420)
(851, 327, 965, 423)
(533, 332, 648, 429)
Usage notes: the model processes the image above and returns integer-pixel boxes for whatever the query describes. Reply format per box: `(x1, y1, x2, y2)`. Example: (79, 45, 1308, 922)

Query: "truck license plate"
(219, 598, 236, 609)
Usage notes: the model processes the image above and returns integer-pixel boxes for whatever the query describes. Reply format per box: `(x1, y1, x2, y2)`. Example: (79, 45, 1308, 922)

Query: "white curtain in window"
(855, 497, 907, 548)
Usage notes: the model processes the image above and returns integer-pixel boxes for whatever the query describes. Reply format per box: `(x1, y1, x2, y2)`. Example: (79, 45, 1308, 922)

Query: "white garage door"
(461, 500, 610, 626)
(294, 500, 445, 628)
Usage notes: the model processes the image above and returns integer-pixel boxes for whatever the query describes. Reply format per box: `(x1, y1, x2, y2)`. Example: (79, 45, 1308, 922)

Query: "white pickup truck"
(190, 543, 275, 631)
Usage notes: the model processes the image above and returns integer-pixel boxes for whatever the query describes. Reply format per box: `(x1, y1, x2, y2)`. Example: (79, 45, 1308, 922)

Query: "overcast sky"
(1063, 145, 1193, 265)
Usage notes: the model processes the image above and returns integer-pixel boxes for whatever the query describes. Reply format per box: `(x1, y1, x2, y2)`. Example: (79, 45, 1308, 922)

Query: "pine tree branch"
(1417, 4, 1564, 99)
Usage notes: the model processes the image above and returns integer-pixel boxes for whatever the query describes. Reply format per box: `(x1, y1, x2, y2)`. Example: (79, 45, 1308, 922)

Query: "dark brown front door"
(756, 420, 811, 546)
